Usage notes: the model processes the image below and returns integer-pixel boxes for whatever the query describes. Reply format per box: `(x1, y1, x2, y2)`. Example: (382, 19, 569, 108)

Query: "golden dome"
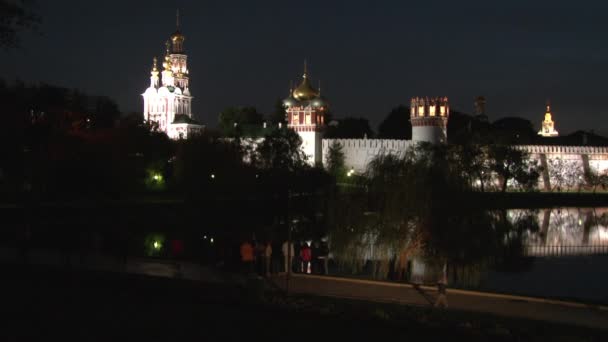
(292, 75, 319, 101)
(171, 30, 185, 42)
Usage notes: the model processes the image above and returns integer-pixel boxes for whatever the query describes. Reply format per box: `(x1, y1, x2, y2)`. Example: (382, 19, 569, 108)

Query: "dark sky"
(3, 0, 608, 135)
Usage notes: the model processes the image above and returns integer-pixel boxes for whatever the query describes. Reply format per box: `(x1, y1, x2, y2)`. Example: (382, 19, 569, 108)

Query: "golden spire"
(303, 59, 308, 79)
(162, 41, 172, 70)
(152, 57, 158, 72)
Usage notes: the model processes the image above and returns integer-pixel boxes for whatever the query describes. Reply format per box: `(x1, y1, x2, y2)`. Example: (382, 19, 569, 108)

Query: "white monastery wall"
(322, 139, 415, 173)
(318, 141, 608, 189)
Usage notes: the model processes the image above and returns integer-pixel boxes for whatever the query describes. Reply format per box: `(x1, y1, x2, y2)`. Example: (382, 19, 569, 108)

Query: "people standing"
(318, 238, 329, 275)
(311, 241, 321, 274)
(240, 240, 254, 274)
(281, 240, 294, 274)
(264, 240, 272, 277)
(300, 242, 312, 274)
(254, 239, 265, 275)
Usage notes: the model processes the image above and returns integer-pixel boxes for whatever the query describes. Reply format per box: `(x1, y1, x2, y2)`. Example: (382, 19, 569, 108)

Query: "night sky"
(2, 0, 608, 135)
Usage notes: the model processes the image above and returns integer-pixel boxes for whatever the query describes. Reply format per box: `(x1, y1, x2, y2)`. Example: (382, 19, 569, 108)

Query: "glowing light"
(153, 241, 161, 250)
(210, 238, 214, 243)
(210, 174, 215, 179)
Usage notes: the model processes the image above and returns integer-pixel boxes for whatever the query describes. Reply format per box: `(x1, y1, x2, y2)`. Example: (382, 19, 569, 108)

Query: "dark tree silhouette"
(377, 106, 411, 139)
(325, 117, 373, 139)
(0, 0, 41, 49)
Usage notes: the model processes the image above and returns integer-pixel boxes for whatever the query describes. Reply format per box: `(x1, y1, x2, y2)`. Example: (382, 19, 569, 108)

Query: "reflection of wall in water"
(508, 208, 608, 256)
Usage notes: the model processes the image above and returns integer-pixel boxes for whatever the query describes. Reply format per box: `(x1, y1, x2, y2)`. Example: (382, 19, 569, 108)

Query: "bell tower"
(538, 101, 559, 137)
(141, 11, 203, 140)
(283, 61, 327, 165)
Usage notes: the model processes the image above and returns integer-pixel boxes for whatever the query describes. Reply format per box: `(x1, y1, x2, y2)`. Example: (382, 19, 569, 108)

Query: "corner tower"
(410, 97, 450, 144)
(283, 62, 327, 165)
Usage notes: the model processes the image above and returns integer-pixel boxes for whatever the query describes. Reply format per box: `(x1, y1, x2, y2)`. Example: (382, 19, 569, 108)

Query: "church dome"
(283, 96, 297, 108)
(312, 96, 327, 108)
(171, 30, 184, 41)
(292, 76, 319, 101)
(170, 30, 185, 53)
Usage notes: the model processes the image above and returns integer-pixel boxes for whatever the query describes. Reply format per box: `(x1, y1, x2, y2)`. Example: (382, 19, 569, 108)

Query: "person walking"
(434, 263, 449, 308)
(396, 249, 409, 282)
(281, 240, 294, 274)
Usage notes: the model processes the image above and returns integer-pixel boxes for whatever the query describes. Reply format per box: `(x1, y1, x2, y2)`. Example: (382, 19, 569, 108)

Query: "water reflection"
(508, 208, 608, 256)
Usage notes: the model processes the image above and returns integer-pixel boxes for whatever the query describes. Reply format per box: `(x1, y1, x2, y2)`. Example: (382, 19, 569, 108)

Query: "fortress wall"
(518, 145, 608, 175)
(319, 140, 608, 190)
(322, 139, 414, 173)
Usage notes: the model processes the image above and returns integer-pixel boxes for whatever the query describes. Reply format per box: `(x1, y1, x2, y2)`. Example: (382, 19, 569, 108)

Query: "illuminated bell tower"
(141, 11, 202, 139)
(283, 62, 327, 165)
(169, 10, 189, 90)
(538, 101, 559, 137)
(410, 97, 450, 144)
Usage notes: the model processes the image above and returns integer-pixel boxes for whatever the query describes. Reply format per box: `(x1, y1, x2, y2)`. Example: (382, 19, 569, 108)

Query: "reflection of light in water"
(509, 207, 608, 256)
(597, 227, 608, 241)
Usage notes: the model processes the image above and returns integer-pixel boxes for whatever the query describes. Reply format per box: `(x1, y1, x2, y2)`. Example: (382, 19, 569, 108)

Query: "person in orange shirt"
(240, 240, 255, 274)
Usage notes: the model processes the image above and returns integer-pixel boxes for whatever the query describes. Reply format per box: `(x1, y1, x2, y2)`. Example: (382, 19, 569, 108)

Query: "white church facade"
(141, 19, 203, 140)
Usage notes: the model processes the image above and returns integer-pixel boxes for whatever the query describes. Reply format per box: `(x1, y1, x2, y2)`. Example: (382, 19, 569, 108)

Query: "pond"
(475, 207, 608, 303)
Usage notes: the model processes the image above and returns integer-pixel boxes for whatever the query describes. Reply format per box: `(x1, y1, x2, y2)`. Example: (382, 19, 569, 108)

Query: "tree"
(254, 127, 307, 172)
(451, 144, 491, 192)
(377, 106, 411, 139)
(487, 145, 539, 192)
(547, 158, 583, 192)
(447, 111, 491, 145)
(586, 169, 608, 193)
(268, 98, 286, 125)
(218, 106, 264, 136)
(0, 0, 41, 49)
(325, 141, 345, 179)
(490, 117, 537, 145)
(327, 144, 533, 282)
(325, 117, 373, 139)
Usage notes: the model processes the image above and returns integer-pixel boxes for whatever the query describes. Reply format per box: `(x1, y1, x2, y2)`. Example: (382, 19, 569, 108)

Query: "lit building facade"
(141, 19, 203, 139)
(538, 102, 559, 137)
